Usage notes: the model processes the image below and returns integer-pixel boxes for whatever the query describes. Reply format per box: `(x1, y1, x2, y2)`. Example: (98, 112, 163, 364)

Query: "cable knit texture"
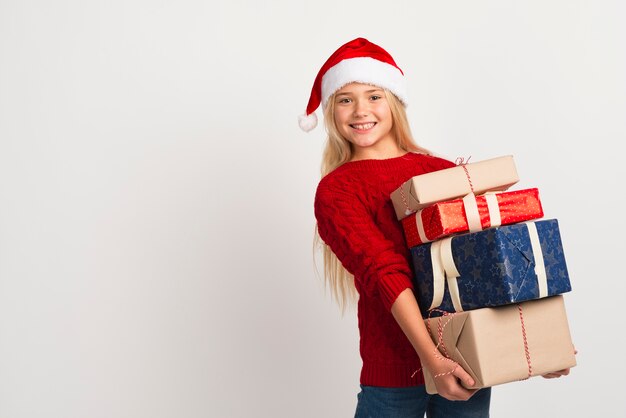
(315, 152, 455, 387)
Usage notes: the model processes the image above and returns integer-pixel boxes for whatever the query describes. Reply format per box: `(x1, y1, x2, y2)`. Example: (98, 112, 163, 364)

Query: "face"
(332, 83, 396, 160)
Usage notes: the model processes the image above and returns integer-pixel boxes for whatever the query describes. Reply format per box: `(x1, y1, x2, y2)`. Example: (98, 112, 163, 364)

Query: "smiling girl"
(332, 84, 396, 158)
(300, 38, 492, 417)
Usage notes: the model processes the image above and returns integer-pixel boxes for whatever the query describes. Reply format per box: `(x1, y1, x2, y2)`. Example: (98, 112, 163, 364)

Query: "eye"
(370, 95, 382, 101)
(337, 97, 352, 104)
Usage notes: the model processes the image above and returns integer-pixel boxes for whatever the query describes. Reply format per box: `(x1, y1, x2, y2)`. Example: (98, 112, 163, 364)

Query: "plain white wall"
(1, 0, 624, 417)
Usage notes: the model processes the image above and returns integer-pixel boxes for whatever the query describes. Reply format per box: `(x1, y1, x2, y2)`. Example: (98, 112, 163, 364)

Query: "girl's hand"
(389, 290, 477, 401)
(424, 354, 477, 401)
(542, 368, 571, 379)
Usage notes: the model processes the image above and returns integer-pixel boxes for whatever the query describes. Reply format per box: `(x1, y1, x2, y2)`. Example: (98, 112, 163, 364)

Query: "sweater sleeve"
(314, 184, 413, 311)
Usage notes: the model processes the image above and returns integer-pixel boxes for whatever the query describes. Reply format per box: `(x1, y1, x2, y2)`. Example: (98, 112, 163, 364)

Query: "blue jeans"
(354, 385, 491, 418)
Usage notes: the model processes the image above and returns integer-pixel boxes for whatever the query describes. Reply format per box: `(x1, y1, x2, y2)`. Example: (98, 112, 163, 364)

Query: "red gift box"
(401, 188, 544, 248)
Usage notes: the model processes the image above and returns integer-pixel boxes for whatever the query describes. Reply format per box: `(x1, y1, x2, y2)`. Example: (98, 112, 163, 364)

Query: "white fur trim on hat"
(320, 57, 408, 109)
(298, 112, 318, 132)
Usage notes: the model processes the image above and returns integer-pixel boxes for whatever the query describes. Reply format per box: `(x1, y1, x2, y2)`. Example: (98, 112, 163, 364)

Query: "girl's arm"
(391, 288, 477, 401)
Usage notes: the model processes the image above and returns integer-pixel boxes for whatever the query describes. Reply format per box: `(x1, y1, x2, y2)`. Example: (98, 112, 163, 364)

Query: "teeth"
(352, 122, 375, 130)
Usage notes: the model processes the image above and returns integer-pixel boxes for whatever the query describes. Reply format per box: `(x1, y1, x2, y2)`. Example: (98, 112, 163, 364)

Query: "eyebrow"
(336, 88, 384, 96)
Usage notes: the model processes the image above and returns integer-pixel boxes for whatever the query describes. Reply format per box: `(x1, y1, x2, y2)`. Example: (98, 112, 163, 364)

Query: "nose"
(353, 99, 369, 117)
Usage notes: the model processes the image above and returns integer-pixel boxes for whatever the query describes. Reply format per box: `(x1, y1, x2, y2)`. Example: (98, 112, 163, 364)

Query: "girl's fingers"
(543, 368, 570, 378)
(452, 364, 475, 387)
(438, 376, 477, 401)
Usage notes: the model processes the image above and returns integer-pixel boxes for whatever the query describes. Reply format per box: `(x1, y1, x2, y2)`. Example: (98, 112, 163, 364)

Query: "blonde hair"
(315, 88, 431, 311)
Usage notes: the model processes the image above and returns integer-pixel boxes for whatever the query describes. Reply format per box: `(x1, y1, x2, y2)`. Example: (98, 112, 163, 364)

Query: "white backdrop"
(1, 1, 624, 417)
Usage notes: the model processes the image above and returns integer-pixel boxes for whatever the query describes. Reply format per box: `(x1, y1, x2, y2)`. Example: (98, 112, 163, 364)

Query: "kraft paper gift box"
(410, 219, 571, 318)
(390, 155, 519, 220)
(422, 295, 577, 394)
(401, 188, 544, 248)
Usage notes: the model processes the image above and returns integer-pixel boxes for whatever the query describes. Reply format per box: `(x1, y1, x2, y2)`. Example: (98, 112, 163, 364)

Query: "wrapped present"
(423, 295, 577, 394)
(402, 188, 544, 247)
(410, 219, 571, 317)
(390, 155, 519, 220)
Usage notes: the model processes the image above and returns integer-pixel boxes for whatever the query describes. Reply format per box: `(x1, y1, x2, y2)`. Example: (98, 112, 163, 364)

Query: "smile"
(350, 122, 376, 130)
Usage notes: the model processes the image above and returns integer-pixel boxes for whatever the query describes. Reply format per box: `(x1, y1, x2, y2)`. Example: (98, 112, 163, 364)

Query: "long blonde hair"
(315, 88, 431, 311)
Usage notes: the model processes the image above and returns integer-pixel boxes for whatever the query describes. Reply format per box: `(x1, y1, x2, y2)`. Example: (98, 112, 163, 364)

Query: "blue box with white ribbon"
(410, 219, 572, 317)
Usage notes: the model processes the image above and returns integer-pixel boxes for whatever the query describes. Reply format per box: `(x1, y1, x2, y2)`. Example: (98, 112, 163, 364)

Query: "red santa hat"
(299, 37, 408, 132)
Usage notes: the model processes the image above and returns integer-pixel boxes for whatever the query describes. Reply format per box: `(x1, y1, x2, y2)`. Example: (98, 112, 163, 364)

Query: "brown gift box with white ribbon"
(390, 155, 520, 220)
(422, 295, 577, 394)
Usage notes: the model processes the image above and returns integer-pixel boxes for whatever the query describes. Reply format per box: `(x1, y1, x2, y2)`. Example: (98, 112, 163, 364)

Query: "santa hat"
(299, 37, 408, 132)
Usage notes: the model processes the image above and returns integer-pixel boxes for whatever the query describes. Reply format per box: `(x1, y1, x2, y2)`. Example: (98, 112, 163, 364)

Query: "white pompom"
(298, 112, 318, 132)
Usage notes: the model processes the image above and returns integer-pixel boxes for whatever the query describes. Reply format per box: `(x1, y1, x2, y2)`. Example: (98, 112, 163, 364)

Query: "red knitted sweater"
(314, 152, 456, 387)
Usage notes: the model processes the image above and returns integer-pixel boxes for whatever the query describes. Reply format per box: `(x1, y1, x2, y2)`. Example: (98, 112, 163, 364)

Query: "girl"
(299, 37, 491, 418)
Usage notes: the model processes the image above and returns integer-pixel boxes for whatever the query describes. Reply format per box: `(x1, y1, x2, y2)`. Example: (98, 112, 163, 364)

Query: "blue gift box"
(410, 219, 571, 317)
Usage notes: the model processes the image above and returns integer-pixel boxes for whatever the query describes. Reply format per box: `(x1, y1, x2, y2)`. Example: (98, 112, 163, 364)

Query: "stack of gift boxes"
(390, 155, 577, 394)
